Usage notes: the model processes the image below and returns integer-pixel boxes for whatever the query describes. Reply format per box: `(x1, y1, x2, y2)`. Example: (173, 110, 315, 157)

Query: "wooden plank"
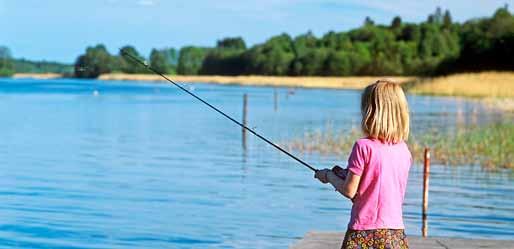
(290, 231, 514, 249)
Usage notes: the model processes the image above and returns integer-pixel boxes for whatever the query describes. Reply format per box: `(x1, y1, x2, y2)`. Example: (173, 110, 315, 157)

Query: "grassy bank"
(98, 73, 414, 90)
(100, 72, 514, 111)
(11, 72, 514, 108)
(12, 73, 64, 79)
(404, 71, 514, 98)
(286, 123, 514, 170)
(11, 72, 514, 98)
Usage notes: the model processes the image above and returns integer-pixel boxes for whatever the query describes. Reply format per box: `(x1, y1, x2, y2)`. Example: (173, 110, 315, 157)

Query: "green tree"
(364, 16, 375, 26)
(242, 33, 295, 75)
(74, 44, 116, 78)
(177, 46, 209, 75)
(150, 49, 173, 74)
(292, 48, 328, 75)
(449, 6, 514, 72)
(70, 5, 514, 77)
(348, 43, 372, 75)
(391, 16, 402, 29)
(0, 46, 15, 76)
(323, 50, 351, 76)
(320, 31, 352, 50)
(443, 10, 452, 29)
(118, 45, 147, 74)
(199, 37, 247, 75)
(217, 37, 246, 50)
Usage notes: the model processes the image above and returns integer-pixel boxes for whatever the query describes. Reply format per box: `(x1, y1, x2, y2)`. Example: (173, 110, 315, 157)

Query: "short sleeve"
(347, 140, 369, 176)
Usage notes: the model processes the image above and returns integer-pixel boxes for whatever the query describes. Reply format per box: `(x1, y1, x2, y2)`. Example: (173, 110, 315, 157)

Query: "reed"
(99, 73, 415, 89)
(404, 71, 514, 98)
(287, 123, 514, 170)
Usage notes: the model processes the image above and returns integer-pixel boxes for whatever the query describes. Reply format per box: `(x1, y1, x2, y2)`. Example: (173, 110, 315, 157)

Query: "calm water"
(0, 78, 512, 248)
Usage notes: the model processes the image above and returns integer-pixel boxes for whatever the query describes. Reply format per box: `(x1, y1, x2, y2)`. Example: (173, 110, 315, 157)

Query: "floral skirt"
(341, 229, 409, 249)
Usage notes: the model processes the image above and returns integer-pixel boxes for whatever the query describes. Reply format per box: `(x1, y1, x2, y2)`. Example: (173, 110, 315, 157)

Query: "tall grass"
(99, 73, 415, 89)
(287, 123, 514, 170)
(404, 71, 514, 98)
(410, 123, 513, 169)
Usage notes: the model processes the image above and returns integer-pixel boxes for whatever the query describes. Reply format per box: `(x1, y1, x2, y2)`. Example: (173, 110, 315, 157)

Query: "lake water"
(0, 78, 512, 248)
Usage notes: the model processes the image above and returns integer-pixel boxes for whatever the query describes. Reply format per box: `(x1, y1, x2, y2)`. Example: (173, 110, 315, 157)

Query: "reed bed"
(405, 71, 514, 98)
(12, 73, 63, 79)
(99, 73, 414, 90)
(286, 123, 514, 170)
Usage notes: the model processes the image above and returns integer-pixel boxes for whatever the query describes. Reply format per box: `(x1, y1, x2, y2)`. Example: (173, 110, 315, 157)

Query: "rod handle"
(331, 165, 348, 181)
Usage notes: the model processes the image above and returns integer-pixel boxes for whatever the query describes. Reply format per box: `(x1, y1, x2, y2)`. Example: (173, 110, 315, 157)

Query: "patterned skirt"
(341, 229, 409, 249)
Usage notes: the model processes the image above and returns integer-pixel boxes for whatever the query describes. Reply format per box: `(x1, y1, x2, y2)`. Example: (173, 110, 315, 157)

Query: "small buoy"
(93, 90, 99, 96)
(189, 86, 195, 91)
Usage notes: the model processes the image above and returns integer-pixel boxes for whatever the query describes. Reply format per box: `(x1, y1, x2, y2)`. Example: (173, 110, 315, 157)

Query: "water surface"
(0, 78, 512, 248)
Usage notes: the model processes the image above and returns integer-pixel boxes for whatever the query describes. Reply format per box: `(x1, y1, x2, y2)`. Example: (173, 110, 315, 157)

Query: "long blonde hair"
(361, 79, 410, 143)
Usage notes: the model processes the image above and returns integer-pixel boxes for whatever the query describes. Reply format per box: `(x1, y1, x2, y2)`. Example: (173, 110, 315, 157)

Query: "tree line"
(1, 6, 512, 78)
(0, 46, 73, 77)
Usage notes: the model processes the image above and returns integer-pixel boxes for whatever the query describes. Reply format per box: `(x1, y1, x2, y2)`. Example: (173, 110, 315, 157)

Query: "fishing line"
(120, 49, 318, 172)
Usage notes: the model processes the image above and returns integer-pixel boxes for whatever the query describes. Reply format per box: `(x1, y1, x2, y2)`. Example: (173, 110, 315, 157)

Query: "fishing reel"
(331, 165, 348, 181)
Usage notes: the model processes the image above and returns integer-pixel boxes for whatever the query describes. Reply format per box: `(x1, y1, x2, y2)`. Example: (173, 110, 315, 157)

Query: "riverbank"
(10, 72, 514, 104)
(12, 73, 63, 79)
(404, 71, 514, 98)
(99, 72, 514, 99)
(98, 73, 414, 89)
(291, 231, 514, 249)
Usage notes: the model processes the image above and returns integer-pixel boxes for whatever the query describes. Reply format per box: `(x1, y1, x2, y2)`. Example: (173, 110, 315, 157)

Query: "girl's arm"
(314, 169, 360, 200)
(327, 170, 360, 199)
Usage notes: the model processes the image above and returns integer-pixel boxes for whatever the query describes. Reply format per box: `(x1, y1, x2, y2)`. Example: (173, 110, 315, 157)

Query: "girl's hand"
(314, 169, 330, 184)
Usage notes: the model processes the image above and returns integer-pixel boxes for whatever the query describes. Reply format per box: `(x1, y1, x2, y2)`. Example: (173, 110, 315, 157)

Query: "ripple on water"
(0, 79, 513, 248)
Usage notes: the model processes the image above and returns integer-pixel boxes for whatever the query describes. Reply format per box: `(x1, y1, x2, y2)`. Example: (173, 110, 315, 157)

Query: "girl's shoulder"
(355, 137, 374, 144)
(351, 137, 375, 155)
(354, 137, 409, 151)
(354, 137, 380, 147)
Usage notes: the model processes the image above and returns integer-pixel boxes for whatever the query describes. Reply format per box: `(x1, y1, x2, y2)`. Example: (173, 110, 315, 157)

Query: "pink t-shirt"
(346, 137, 412, 230)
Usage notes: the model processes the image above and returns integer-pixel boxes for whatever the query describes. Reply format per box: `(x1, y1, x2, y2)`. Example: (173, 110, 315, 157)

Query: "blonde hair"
(361, 79, 410, 143)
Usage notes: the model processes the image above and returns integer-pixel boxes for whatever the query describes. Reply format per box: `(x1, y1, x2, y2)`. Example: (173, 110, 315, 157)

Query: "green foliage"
(74, 44, 116, 78)
(198, 37, 246, 75)
(438, 5, 514, 73)
(391, 16, 402, 30)
(13, 59, 73, 74)
(241, 33, 295, 75)
(58, 5, 510, 78)
(150, 48, 175, 74)
(149, 48, 178, 74)
(177, 46, 209, 75)
(0, 46, 14, 77)
(118, 46, 148, 74)
(216, 37, 246, 50)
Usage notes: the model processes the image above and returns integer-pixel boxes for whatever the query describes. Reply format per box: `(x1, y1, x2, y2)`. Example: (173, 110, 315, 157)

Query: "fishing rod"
(120, 49, 320, 172)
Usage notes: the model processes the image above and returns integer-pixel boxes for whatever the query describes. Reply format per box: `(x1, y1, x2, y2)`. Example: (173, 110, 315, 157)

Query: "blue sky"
(1, 0, 512, 63)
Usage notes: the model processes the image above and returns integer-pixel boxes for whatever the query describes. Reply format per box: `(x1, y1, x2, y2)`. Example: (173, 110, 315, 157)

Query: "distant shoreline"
(12, 73, 64, 79)
(10, 72, 514, 99)
(11, 73, 414, 90)
(98, 73, 415, 90)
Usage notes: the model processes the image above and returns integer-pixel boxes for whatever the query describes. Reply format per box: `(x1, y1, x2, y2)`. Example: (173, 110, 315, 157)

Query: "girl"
(315, 80, 411, 249)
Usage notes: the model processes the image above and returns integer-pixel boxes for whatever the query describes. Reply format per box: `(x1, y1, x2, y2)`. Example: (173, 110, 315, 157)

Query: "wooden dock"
(290, 231, 514, 249)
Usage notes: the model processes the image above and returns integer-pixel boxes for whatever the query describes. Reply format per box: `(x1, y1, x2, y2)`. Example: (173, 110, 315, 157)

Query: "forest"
(1, 6, 513, 78)
(0, 47, 73, 76)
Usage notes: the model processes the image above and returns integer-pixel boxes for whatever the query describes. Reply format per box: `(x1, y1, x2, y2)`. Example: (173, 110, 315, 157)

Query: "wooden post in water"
(242, 94, 248, 150)
(422, 147, 430, 238)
